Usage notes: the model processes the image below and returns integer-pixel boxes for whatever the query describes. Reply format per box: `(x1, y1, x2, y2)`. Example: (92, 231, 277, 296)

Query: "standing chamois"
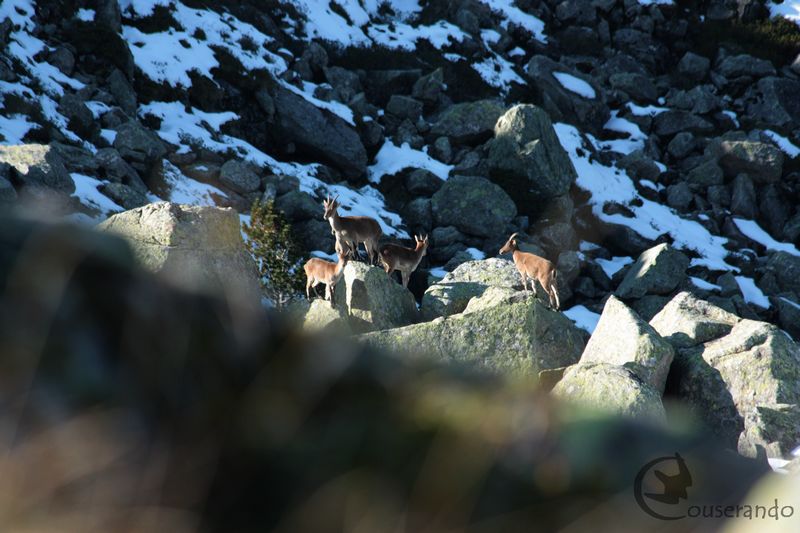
(322, 195, 382, 265)
(499, 233, 560, 310)
(379, 234, 429, 288)
(303, 252, 349, 306)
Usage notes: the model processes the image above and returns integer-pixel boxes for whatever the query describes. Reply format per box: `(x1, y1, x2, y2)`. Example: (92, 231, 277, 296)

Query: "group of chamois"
(303, 194, 560, 310)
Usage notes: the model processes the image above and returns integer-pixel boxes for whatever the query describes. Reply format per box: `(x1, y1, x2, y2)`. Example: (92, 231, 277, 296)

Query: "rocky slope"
(2, 0, 800, 460)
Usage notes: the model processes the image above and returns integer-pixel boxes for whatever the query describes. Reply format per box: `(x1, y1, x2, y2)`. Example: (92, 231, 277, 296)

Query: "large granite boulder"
(670, 319, 800, 458)
(487, 104, 578, 210)
(552, 363, 666, 423)
(421, 258, 522, 320)
(431, 175, 516, 238)
(97, 202, 259, 304)
(290, 298, 351, 333)
(716, 54, 775, 79)
(0, 144, 74, 194)
(430, 100, 506, 144)
(332, 262, 419, 333)
(765, 252, 800, 294)
(744, 77, 800, 131)
(360, 297, 584, 377)
(650, 291, 740, 349)
(579, 296, 674, 393)
(615, 244, 690, 299)
(706, 133, 784, 184)
(271, 84, 367, 179)
(113, 121, 167, 170)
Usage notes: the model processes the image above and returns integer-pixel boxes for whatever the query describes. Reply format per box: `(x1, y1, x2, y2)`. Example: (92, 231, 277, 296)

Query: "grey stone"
(616, 243, 690, 299)
(730, 173, 758, 219)
(488, 104, 578, 205)
(609, 72, 657, 102)
(653, 111, 714, 137)
(707, 134, 784, 184)
(678, 52, 711, 82)
(405, 169, 442, 196)
(386, 95, 423, 121)
(271, 84, 367, 179)
(113, 121, 167, 167)
(580, 296, 675, 392)
(553, 363, 666, 422)
(618, 150, 661, 182)
(421, 258, 522, 320)
(671, 319, 800, 458)
(0, 144, 74, 194)
(650, 291, 741, 349)
(667, 131, 696, 159)
(98, 182, 148, 210)
(275, 190, 320, 222)
(332, 262, 419, 333)
(107, 69, 137, 116)
(717, 54, 776, 79)
(362, 296, 584, 377)
(219, 160, 260, 194)
(97, 202, 260, 304)
(430, 100, 505, 144)
(745, 77, 800, 130)
(666, 182, 693, 211)
(431, 175, 516, 238)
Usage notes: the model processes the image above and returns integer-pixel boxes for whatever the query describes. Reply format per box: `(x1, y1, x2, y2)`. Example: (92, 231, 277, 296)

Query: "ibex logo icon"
(634, 453, 693, 520)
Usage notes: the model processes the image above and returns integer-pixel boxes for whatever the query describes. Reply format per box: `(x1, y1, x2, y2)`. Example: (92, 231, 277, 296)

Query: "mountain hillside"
(3, 0, 800, 334)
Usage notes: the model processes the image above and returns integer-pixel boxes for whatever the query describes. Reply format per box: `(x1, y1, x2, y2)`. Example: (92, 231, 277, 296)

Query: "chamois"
(379, 234, 429, 288)
(499, 233, 560, 310)
(322, 195, 382, 265)
(303, 252, 349, 306)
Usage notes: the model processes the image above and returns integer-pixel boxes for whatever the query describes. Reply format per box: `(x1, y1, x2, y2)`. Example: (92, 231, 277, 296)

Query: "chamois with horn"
(499, 233, 560, 310)
(322, 195, 382, 265)
(379, 234, 429, 288)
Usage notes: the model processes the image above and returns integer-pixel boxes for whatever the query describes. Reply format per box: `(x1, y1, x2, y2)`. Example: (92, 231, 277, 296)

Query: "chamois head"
(499, 233, 520, 255)
(322, 194, 340, 220)
(414, 234, 429, 256)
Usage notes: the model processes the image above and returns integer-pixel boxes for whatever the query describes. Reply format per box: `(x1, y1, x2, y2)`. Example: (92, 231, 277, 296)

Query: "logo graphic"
(634, 453, 693, 520)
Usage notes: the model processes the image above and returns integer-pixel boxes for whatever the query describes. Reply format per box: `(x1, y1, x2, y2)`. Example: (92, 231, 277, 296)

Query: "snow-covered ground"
(368, 141, 453, 184)
(564, 305, 601, 334)
(555, 123, 736, 272)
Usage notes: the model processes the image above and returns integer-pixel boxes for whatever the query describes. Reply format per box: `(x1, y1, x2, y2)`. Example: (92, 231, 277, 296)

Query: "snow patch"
(595, 256, 634, 278)
(768, 1, 800, 25)
(70, 173, 124, 218)
(368, 140, 453, 183)
(690, 276, 721, 292)
(564, 305, 601, 334)
(732, 218, 800, 257)
(465, 247, 486, 260)
(76, 8, 95, 21)
(552, 72, 596, 99)
(734, 276, 770, 309)
(626, 103, 668, 116)
(0, 114, 37, 144)
(763, 130, 800, 158)
(555, 122, 735, 272)
(479, 0, 547, 43)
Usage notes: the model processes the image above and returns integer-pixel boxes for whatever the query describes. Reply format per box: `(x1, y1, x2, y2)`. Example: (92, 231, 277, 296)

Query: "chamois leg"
(520, 273, 528, 292)
(550, 282, 560, 310)
(311, 281, 322, 299)
(401, 271, 410, 288)
(306, 278, 312, 300)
